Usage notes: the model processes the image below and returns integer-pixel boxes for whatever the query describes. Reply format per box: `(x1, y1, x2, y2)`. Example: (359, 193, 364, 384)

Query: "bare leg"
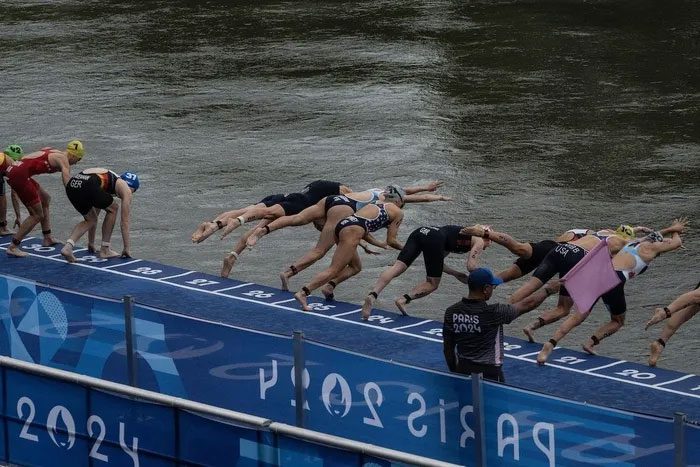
(522, 302, 570, 343)
(582, 314, 625, 355)
(362, 261, 409, 319)
(321, 251, 362, 299)
(38, 187, 57, 246)
(395, 277, 441, 316)
(295, 228, 362, 311)
(496, 264, 524, 283)
(0, 195, 10, 235)
(99, 202, 120, 258)
(535, 296, 574, 364)
(220, 205, 284, 240)
(61, 209, 99, 263)
(279, 208, 350, 289)
(510, 276, 545, 304)
(649, 304, 699, 367)
(221, 219, 272, 278)
(7, 202, 44, 257)
(192, 205, 259, 243)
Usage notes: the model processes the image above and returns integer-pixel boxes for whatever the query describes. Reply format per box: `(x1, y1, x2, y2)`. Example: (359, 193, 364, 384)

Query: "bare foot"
(6, 245, 28, 257)
(43, 236, 60, 247)
(60, 244, 76, 263)
(582, 339, 597, 355)
(246, 233, 261, 249)
(280, 271, 291, 291)
(523, 326, 536, 343)
(221, 254, 237, 278)
(294, 290, 311, 311)
(193, 222, 220, 244)
(361, 295, 375, 320)
(0, 227, 11, 236)
(394, 297, 409, 316)
(321, 284, 335, 300)
(537, 341, 554, 365)
(649, 341, 663, 367)
(99, 248, 120, 259)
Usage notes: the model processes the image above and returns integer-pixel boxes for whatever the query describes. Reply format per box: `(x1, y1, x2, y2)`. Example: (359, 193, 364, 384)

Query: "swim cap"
(120, 172, 140, 191)
(3, 144, 23, 161)
(615, 224, 635, 240)
(66, 140, 85, 159)
(383, 185, 406, 205)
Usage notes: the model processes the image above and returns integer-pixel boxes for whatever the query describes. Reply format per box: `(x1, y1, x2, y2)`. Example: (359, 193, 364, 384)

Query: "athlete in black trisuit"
(360, 224, 488, 320)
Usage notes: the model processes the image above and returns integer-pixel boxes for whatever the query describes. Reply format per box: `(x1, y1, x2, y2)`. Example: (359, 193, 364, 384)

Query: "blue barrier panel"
(0, 276, 128, 384)
(3, 368, 178, 466)
(302, 339, 475, 465)
(5, 369, 90, 466)
(482, 382, 675, 466)
(88, 389, 174, 467)
(132, 304, 297, 424)
(178, 410, 265, 466)
(687, 422, 700, 465)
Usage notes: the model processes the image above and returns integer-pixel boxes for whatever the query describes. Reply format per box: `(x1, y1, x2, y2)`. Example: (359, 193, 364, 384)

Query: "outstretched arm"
(466, 237, 485, 272)
(404, 180, 443, 195)
(404, 193, 451, 203)
(443, 263, 468, 284)
(384, 209, 404, 250)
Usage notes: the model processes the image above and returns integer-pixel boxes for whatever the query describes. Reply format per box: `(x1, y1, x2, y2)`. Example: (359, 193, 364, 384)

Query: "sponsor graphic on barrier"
(302, 340, 476, 464)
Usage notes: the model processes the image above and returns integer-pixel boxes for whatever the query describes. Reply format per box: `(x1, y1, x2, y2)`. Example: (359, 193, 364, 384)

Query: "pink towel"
(561, 238, 622, 314)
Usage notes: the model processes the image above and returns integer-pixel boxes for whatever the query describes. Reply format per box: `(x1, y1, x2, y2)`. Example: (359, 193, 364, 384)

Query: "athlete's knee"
(611, 314, 625, 326)
(40, 191, 51, 205)
(348, 262, 362, 275)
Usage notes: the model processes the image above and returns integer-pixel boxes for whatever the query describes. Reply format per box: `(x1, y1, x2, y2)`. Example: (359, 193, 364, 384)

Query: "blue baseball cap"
(467, 268, 503, 288)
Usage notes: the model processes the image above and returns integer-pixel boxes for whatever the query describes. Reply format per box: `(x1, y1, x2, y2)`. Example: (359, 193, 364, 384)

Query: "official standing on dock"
(442, 268, 559, 382)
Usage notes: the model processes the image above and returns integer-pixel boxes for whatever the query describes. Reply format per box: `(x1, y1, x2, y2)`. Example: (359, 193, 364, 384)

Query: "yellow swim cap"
(615, 224, 635, 240)
(66, 139, 85, 159)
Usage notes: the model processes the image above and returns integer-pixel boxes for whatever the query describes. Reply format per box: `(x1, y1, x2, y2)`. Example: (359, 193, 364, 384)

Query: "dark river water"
(1, 0, 698, 373)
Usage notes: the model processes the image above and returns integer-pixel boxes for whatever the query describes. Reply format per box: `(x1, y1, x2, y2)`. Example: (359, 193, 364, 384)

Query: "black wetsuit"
(65, 171, 119, 216)
(397, 225, 472, 277)
(276, 180, 344, 216)
(532, 243, 587, 296)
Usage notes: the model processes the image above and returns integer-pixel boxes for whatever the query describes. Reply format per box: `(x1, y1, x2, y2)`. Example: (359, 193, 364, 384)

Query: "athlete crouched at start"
(61, 168, 140, 262)
(5, 140, 84, 257)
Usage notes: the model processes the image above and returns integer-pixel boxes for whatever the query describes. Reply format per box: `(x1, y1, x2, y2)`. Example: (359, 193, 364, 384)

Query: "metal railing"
(0, 356, 461, 467)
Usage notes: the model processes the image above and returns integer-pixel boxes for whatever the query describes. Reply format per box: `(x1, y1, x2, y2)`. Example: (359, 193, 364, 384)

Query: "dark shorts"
(514, 240, 558, 276)
(259, 193, 286, 207)
(533, 243, 587, 297)
(455, 359, 505, 383)
(600, 271, 627, 315)
(0, 178, 5, 196)
(397, 227, 447, 277)
(334, 215, 366, 239)
(324, 195, 357, 213)
(278, 193, 310, 215)
(65, 174, 114, 216)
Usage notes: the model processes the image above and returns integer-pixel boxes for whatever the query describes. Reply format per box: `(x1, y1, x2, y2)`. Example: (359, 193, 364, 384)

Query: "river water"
(1, 0, 698, 373)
